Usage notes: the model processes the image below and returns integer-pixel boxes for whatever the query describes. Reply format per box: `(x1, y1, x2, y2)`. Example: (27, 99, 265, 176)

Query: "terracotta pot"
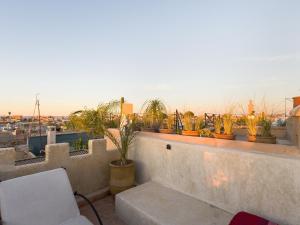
(141, 127, 157, 132)
(159, 129, 174, 134)
(247, 135, 256, 142)
(214, 133, 236, 140)
(255, 136, 276, 144)
(182, 130, 199, 136)
(109, 160, 135, 195)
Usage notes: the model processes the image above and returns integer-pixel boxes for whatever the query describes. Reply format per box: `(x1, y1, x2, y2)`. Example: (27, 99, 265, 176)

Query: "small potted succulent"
(159, 114, 174, 134)
(141, 99, 166, 132)
(214, 114, 236, 140)
(255, 118, 276, 144)
(182, 111, 199, 136)
(246, 114, 257, 142)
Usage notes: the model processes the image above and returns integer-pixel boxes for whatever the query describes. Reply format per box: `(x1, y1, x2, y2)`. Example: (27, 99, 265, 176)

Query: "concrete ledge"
(138, 132, 300, 158)
(116, 182, 233, 225)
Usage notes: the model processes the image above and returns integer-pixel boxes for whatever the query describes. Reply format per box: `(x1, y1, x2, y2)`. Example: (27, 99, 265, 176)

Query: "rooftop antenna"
(28, 94, 43, 153)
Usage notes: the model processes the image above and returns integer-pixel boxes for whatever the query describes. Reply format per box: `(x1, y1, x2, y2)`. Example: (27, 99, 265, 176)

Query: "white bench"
(116, 182, 233, 225)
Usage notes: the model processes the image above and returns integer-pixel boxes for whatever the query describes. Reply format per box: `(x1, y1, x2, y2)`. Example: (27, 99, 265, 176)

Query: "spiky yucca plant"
(195, 116, 205, 131)
(183, 111, 194, 131)
(214, 116, 222, 134)
(261, 118, 272, 137)
(166, 114, 174, 129)
(223, 114, 233, 135)
(246, 115, 257, 136)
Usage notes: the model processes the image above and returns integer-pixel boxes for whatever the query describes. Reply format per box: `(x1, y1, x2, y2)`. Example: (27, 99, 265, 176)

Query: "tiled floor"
(80, 195, 126, 225)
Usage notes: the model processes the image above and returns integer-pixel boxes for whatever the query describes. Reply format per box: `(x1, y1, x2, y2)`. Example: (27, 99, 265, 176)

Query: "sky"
(0, 0, 299, 116)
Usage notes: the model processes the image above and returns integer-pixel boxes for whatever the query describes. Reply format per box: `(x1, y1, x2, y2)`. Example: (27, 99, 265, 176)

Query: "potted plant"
(141, 99, 167, 132)
(256, 118, 276, 144)
(68, 100, 137, 195)
(105, 115, 137, 195)
(159, 114, 174, 134)
(246, 114, 257, 142)
(199, 128, 214, 138)
(213, 116, 222, 136)
(182, 111, 199, 136)
(214, 114, 236, 140)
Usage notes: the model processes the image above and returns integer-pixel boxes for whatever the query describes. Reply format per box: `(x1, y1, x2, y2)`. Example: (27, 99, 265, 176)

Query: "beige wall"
(130, 133, 300, 225)
(0, 139, 119, 195)
(287, 116, 300, 148)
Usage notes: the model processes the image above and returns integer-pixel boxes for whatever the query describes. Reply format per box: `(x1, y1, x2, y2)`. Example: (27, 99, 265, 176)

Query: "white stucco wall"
(0, 139, 119, 195)
(129, 133, 300, 225)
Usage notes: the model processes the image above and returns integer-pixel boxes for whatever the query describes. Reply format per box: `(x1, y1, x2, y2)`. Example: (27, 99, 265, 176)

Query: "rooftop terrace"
(0, 131, 300, 225)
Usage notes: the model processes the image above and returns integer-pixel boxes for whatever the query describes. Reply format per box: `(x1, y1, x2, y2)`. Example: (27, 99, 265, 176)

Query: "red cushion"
(229, 212, 277, 225)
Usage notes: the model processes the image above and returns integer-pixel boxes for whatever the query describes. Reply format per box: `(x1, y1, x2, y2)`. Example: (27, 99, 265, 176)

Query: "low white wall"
(0, 139, 119, 195)
(130, 133, 300, 225)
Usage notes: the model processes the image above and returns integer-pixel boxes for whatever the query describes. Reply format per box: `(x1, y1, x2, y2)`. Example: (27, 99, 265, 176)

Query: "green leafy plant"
(223, 114, 233, 135)
(183, 111, 195, 131)
(195, 116, 205, 131)
(142, 99, 167, 129)
(68, 100, 120, 138)
(261, 118, 272, 137)
(161, 114, 174, 129)
(72, 137, 87, 151)
(68, 100, 136, 165)
(199, 128, 213, 137)
(236, 116, 246, 126)
(246, 115, 257, 136)
(214, 116, 222, 134)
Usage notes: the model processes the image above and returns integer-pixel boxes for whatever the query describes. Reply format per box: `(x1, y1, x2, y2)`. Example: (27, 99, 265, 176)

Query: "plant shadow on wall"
(68, 100, 137, 195)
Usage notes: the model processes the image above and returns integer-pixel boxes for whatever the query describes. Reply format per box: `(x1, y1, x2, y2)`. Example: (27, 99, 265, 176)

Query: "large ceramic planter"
(109, 160, 135, 195)
(214, 133, 236, 140)
(255, 136, 276, 144)
(141, 127, 157, 133)
(247, 135, 256, 142)
(159, 129, 174, 134)
(182, 130, 199, 136)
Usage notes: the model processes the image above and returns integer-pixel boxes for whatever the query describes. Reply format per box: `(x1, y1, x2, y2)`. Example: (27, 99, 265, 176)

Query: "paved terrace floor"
(80, 195, 125, 225)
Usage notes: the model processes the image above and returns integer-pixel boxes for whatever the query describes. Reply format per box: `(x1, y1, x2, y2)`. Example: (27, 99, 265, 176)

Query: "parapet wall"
(130, 132, 300, 225)
(0, 139, 119, 195)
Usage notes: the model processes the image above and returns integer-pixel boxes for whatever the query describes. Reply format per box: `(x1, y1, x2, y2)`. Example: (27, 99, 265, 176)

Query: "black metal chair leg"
(74, 191, 104, 225)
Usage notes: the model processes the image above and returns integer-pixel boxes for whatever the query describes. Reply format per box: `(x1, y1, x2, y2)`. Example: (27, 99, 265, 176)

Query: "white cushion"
(0, 169, 80, 225)
(60, 215, 93, 225)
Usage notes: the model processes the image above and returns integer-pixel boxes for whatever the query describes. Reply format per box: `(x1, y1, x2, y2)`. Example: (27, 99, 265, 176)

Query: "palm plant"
(68, 100, 136, 165)
(142, 99, 167, 129)
(104, 115, 136, 165)
(214, 116, 222, 134)
(223, 114, 233, 135)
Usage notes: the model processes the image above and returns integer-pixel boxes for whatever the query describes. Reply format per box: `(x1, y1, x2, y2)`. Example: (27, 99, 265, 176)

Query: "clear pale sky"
(0, 0, 299, 116)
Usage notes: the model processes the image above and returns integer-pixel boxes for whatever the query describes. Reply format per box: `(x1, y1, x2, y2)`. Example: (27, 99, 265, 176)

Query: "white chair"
(0, 168, 103, 225)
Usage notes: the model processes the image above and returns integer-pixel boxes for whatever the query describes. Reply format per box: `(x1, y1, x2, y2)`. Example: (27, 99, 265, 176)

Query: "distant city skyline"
(0, 1, 299, 115)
